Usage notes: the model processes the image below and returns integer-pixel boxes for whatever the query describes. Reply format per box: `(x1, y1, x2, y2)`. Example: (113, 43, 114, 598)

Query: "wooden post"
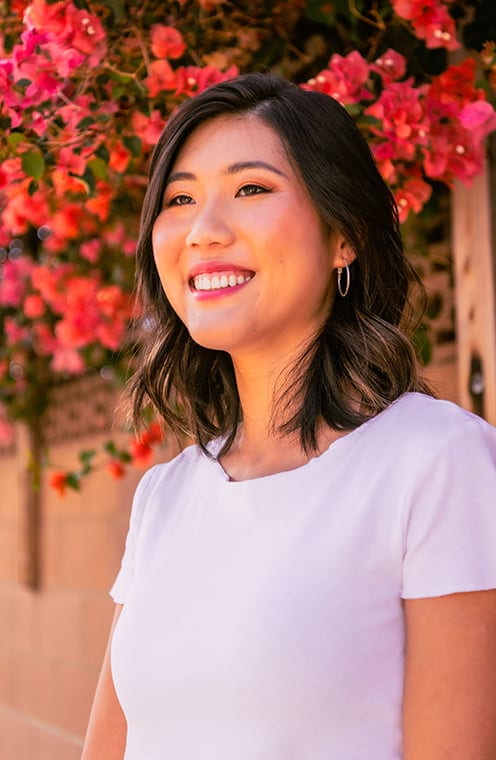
(451, 153, 496, 424)
(18, 420, 42, 590)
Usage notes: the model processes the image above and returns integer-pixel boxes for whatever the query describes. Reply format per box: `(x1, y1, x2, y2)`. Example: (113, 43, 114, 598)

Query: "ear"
(330, 235, 357, 270)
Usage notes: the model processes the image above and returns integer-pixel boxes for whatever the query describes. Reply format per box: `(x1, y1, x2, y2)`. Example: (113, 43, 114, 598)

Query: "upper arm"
(81, 604, 127, 760)
(403, 589, 496, 760)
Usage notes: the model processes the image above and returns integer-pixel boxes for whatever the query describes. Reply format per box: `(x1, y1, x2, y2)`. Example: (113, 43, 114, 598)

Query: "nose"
(185, 201, 235, 249)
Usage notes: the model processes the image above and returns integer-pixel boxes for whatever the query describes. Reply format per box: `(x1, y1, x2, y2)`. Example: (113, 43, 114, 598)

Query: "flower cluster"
(0, 0, 494, 491)
(306, 52, 496, 221)
(391, 0, 459, 50)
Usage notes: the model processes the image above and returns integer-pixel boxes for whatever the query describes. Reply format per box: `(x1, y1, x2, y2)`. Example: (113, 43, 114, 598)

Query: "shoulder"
(372, 392, 496, 454)
(137, 442, 210, 495)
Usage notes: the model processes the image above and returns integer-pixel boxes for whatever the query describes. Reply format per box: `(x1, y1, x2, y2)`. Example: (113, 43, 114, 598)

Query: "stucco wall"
(0, 430, 144, 759)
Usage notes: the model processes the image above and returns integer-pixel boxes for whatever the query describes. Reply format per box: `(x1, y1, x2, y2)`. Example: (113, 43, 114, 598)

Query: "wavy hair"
(128, 72, 431, 454)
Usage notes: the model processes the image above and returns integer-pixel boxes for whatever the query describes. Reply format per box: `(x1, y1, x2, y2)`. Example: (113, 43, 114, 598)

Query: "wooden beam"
(451, 152, 496, 424)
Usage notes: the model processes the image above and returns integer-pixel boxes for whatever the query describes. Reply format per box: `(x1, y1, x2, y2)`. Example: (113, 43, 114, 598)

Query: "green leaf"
(79, 449, 96, 465)
(7, 132, 25, 148)
(65, 472, 81, 491)
(81, 166, 96, 195)
(21, 150, 45, 179)
(304, 0, 337, 26)
(87, 157, 108, 181)
(103, 0, 126, 22)
(123, 136, 142, 157)
(104, 439, 118, 456)
(118, 450, 132, 463)
(96, 144, 110, 162)
(76, 116, 95, 130)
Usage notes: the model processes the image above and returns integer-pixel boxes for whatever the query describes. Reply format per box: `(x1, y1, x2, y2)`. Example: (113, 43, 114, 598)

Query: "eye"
(236, 183, 270, 197)
(165, 194, 194, 207)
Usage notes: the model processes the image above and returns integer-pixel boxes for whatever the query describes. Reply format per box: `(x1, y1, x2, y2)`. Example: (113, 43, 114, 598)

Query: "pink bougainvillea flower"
(1, 184, 50, 234)
(66, 7, 107, 64)
(96, 284, 133, 320)
(79, 239, 101, 263)
(31, 263, 74, 313)
(51, 168, 89, 197)
(57, 147, 87, 177)
(428, 58, 485, 108)
(109, 142, 131, 174)
(173, 64, 239, 97)
(24, 0, 107, 65)
(392, 0, 459, 50)
(32, 323, 57, 355)
(0, 408, 14, 447)
(51, 347, 85, 374)
(144, 59, 177, 97)
(131, 108, 167, 146)
(86, 182, 114, 222)
(304, 51, 372, 105)
(394, 177, 432, 222)
(96, 320, 126, 350)
(371, 49, 406, 84)
(150, 25, 186, 60)
(46, 42, 85, 76)
(50, 203, 85, 240)
(24, 293, 45, 318)
(24, 0, 70, 38)
(0, 259, 32, 307)
(365, 78, 429, 161)
(5, 316, 31, 345)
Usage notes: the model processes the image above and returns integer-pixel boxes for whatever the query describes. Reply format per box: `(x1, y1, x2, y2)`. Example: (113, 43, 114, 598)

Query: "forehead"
(170, 114, 291, 171)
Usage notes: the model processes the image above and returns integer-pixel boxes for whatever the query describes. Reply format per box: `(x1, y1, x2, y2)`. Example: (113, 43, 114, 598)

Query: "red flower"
(49, 471, 68, 497)
(304, 51, 372, 105)
(144, 59, 177, 97)
(392, 0, 459, 50)
(130, 437, 153, 468)
(150, 25, 186, 60)
(394, 177, 432, 222)
(107, 460, 125, 479)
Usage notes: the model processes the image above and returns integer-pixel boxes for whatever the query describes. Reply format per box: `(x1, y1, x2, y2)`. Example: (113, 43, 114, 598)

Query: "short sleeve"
(402, 414, 496, 598)
(110, 465, 160, 604)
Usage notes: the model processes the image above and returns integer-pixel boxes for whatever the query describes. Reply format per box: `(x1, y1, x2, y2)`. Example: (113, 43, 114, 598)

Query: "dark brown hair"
(129, 72, 431, 454)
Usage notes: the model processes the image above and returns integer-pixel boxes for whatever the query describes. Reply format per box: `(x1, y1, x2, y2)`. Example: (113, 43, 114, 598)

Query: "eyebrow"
(166, 160, 288, 185)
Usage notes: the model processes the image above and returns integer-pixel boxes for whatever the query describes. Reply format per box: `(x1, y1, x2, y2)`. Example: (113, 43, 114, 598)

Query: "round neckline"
(212, 393, 410, 486)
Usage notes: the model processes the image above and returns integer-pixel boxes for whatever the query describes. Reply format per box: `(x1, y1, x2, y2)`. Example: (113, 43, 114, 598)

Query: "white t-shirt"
(110, 392, 496, 759)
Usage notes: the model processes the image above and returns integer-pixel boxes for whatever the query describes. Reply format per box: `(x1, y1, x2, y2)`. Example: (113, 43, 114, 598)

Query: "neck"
(219, 348, 341, 481)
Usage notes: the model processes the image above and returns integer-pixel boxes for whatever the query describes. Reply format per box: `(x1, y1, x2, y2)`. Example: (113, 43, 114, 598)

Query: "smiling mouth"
(190, 272, 254, 292)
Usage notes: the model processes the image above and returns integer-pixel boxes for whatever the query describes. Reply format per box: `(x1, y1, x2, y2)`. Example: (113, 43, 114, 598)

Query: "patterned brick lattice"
(42, 373, 120, 446)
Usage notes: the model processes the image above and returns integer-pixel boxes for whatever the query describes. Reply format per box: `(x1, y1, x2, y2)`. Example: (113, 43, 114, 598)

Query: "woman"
(82, 73, 496, 759)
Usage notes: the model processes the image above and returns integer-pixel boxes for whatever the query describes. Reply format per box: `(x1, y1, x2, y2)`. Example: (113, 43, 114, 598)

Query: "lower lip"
(189, 279, 252, 301)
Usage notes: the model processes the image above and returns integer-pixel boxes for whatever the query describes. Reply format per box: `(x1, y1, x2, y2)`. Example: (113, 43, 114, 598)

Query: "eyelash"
(166, 194, 193, 207)
(236, 183, 270, 197)
(165, 183, 271, 207)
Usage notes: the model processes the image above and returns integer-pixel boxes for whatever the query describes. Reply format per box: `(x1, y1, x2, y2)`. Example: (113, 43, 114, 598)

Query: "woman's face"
(152, 114, 349, 359)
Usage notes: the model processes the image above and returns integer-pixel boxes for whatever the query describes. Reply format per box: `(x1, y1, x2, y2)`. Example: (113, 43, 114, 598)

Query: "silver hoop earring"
(337, 265, 350, 297)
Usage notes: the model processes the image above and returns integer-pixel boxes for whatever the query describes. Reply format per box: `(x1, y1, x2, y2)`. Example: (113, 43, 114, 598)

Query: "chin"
(188, 329, 236, 353)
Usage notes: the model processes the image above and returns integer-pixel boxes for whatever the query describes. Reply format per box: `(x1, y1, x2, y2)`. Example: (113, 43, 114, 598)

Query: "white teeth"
(193, 272, 253, 291)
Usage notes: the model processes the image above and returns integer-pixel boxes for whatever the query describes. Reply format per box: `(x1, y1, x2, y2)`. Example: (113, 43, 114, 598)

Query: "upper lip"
(188, 261, 255, 279)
